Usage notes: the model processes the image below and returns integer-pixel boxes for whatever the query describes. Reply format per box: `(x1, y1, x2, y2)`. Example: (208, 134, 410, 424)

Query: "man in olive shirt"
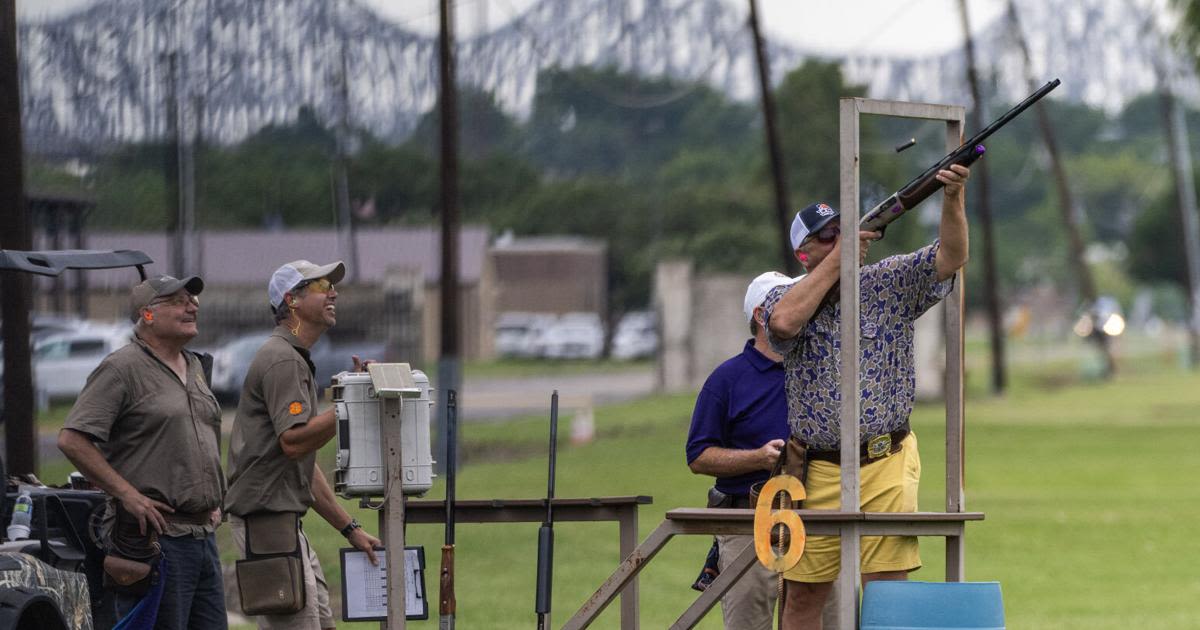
(59, 274, 226, 629)
(225, 260, 380, 630)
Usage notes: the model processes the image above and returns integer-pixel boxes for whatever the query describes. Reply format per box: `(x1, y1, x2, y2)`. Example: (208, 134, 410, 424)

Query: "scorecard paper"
(340, 546, 427, 621)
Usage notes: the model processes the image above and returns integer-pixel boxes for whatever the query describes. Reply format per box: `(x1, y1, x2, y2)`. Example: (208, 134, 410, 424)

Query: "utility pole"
(1133, 1, 1200, 369)
(333, 2, 358, 282)
(747, 0, 796, 275)
(957, 0, 1006, 393)
(437, 0, 462, 475)
(1, 0, 37, 476)
(1006, 0, 1115, 378)
(1160, 84, 1200, 367)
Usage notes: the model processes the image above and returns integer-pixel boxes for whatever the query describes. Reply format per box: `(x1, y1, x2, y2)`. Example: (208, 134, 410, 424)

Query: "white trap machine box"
(331, 363, 435, 498)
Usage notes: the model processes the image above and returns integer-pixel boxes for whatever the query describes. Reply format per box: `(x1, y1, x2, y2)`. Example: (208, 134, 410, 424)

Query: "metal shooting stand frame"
(357, 368, 652, 628)
(365, 363, 423, 629)
(563, 98, 983, 629)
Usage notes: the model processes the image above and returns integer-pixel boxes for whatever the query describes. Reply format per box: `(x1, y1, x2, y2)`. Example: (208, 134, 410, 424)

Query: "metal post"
(48, 202, 63, 312)
(163, 50, 184, 277)
(0, 0, 35, 476)
(836, 97, 863, 630)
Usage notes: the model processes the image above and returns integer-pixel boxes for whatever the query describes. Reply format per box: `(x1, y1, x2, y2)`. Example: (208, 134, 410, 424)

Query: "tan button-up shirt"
(64, 335, 224, 537)
(224, 325, 320, 517)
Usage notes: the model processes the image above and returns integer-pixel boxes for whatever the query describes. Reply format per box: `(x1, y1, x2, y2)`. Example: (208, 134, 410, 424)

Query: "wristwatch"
(340, 518, 362, 538)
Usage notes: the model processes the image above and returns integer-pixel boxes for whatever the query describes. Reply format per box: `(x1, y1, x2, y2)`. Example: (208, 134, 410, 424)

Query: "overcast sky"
(386, 0, 1010, 56)
(18, 0, 1010, 57)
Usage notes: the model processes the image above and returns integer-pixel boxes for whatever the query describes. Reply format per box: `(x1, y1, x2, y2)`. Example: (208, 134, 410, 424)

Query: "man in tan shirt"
(59, 274, 227, 629)
(225, 260, 380, 630)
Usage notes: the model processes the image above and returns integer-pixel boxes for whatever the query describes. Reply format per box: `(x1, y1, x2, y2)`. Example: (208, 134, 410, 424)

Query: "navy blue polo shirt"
(685, 339, 790, 495)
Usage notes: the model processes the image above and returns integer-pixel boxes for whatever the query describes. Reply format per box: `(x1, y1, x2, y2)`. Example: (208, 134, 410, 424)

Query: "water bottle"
(7, 492, 32, 541)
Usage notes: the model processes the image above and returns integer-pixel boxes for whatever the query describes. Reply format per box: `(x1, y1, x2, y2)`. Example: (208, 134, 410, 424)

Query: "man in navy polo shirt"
(685, 271, 797, 629)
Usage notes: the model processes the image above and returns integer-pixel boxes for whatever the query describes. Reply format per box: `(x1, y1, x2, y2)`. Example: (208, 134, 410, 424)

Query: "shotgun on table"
(439, 389, 458, 630)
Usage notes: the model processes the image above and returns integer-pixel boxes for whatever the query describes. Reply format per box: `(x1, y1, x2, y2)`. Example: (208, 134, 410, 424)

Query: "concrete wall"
(655, 261, 693, 392)
(655, 259, 946, 399)
(490, 241, 607, 316)
(655, 260, 750, 392)
(692, 274, 752, 381)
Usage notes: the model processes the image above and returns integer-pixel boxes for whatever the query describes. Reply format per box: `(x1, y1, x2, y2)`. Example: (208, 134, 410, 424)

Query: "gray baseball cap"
(130, 274, 204, 322)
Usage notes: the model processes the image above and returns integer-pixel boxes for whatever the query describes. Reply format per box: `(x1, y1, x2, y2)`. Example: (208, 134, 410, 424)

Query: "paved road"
(22, 368, 660, 468)
(457, 369, 657, 422)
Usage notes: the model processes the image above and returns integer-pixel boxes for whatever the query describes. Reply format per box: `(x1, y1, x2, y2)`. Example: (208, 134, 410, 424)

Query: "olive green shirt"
(63, 335, 224, 538)
(224, 325, 320, 517)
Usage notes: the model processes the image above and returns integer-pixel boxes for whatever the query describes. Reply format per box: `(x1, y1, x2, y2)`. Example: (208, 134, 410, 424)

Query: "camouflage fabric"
(763, 242, 952, 449)
(0, 551, 94, 630)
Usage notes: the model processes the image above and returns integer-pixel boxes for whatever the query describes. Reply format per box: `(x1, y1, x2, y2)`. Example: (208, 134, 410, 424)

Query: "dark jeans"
(115, 533, 228, 630)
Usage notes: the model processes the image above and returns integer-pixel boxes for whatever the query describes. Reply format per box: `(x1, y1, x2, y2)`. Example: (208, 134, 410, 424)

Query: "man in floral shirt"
(764, 165, 970, 627)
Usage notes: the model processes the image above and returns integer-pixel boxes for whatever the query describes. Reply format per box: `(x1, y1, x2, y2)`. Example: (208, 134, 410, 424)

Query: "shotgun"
(439, 389, 458, 630)
(535, 391, 559, 630)
(860, 78, 1061, 235)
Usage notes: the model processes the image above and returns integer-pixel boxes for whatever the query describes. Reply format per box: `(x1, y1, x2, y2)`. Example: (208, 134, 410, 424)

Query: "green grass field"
(32, 337, 1200, 628)
(300, 345, 1200, 629)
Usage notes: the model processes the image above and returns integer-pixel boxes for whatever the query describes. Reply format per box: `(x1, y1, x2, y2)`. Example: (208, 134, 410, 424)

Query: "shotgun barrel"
(860, 78, 1060, 235)
(535, 391, 559, 630)
(439, 389, 458, 630)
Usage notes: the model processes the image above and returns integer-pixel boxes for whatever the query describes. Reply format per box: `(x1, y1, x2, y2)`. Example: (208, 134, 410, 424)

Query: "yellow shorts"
(784, 432, 922, 583)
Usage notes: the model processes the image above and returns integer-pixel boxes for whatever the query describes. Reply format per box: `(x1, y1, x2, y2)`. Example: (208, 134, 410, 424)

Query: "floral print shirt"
(762, 242, 952, 449)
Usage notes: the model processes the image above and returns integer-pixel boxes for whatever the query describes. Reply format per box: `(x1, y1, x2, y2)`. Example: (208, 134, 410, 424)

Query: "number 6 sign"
(753, 475, 806, 572)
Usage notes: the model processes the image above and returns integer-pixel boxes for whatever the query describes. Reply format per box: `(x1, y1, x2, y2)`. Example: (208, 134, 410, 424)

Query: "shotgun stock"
(860, 78, 1061, 235)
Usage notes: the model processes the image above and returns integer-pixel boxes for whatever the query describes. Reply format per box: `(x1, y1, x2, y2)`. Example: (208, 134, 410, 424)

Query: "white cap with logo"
(267, 260, 346, 310)
(743, 271, 801, 322)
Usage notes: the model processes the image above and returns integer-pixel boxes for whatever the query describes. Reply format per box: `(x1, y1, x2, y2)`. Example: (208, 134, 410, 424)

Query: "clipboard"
(339, 546, 428, 621)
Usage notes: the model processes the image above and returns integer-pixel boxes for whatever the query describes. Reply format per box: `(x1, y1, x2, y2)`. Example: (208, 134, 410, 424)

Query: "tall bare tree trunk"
(1006, 0, 1116, 378)
(747, 0, 797, 275)
(958, 0, 1007, 393)
(1136, 1, 1200, 368)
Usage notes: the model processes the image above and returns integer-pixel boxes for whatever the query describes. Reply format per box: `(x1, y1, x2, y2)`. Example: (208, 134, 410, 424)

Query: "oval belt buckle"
(866, 433, 892, 459)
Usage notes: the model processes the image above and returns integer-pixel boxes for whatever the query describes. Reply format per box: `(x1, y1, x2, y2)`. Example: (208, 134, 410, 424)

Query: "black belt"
(728, 494, 754, 509)
(707, 490, 756, 509)
(805, 425, 909, 466)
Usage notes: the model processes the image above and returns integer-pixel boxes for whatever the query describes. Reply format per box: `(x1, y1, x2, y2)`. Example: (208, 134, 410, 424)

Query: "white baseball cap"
(743, 271, 800, 322)
(268, 260, 346, 310)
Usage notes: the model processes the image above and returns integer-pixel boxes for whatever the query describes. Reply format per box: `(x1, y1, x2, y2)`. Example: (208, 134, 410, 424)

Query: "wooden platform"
(562, 507, 984, 630)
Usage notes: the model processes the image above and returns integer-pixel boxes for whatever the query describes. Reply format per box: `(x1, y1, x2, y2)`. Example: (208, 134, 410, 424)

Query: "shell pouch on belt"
(103, 502, 162, 597)
(236, 512, 306, 616)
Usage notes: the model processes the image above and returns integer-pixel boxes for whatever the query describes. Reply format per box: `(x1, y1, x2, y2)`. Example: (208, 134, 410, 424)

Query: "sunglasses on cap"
(148, 294, 200, 308)
(296, 277, 335, 294)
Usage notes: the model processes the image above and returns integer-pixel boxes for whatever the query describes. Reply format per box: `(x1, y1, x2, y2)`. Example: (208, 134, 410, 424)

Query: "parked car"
(494, 312, 556, 359)
(32, 325, 134, 400)
(312, 339, 388, 391)
(611, 310, 658, 360)
(211, 331, 387, 403)
(209, 332, 272, 402)
(535, 312, 605, 360)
